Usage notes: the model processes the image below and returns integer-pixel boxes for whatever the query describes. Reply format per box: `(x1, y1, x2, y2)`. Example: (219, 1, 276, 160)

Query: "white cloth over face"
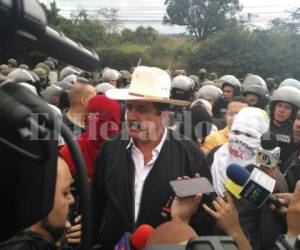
(211, 107, 270, 196)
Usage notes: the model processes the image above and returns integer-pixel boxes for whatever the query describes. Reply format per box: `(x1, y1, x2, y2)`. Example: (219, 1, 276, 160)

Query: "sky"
(40, 0, 300, 34)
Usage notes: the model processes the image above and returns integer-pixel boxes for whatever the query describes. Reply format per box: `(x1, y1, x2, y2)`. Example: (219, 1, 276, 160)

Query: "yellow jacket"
(201, 127, 229, 154)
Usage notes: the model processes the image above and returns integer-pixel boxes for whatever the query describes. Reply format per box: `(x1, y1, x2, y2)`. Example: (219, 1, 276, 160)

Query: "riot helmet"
(242, 74, 268, 94)
(174, 69, 187, 77)
(270, 86, 300, 122)
(208, 72, 218, 81)
(95, 82, 116, 94)
(171, 75, 195, 101)
(196, 85, 222, 106)
(59, 65, 81, 80)
(243, 84, 268, 109)
(279, 78, 300, 90)
(220, 75, 241, 96)
(7, 58, 17, 68)
(102, 69, 120, 82)
(7, 68, 44, 94)
(19, 64, 29, 70)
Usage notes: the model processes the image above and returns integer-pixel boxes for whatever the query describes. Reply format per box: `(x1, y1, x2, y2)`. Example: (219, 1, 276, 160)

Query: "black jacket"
(91, 129, 211, 249)
(234, 165, 288, 250)
(212, 97, 229, 119)
(270, 120, 298, 170)
(283, 150, 300, 192)
(0, 231, 57, 250)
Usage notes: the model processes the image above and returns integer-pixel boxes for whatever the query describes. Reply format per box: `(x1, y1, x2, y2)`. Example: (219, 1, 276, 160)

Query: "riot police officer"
(196, 85, 222, 107)
(270, 85, 300, 169)
(169, 75, 195, 131)
(212, 75, 241, 119)
(243, 84, 268, 109)
(279, 78, 300, 90)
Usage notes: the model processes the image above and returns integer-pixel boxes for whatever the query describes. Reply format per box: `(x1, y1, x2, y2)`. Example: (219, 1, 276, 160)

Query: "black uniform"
(282, 150, 300, 192)
(270, 120, 298, 170)
(91, 129, 211, 249)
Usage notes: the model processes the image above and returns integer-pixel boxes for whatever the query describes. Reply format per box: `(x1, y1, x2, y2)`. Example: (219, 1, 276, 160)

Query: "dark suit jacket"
(91, 129, 211, 249)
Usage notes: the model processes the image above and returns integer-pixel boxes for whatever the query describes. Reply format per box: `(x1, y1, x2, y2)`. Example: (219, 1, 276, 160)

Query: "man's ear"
(81, 96, 86, 106)
(161, 111, 170, 125)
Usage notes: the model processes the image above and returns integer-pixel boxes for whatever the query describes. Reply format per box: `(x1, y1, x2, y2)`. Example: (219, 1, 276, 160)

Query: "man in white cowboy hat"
(91, 66, 211, 249)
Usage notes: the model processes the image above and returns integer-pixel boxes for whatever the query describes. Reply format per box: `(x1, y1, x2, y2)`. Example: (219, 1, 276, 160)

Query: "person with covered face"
(60, 95, 121, 182)
(211, 107, 270, 197)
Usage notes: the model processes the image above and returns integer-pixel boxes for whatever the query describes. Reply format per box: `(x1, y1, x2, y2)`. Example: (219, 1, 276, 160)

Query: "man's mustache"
(127, 121, 143, 130)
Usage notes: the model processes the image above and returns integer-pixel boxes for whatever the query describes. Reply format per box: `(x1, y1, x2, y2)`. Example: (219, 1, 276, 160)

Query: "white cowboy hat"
(105, 66, 190, 106)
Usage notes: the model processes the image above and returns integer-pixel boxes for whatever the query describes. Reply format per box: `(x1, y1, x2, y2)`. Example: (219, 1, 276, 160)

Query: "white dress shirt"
(127, 128, 168, 221)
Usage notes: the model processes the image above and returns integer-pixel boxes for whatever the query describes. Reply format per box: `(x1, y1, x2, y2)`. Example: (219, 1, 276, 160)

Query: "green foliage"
(190, 26, 300, 80)
(40, 1, 61, 26)
(32, 1, 300, 81)
(164, 0, 242, 41)
(96, 48, 143, 69)
(121, 26, 158, 44)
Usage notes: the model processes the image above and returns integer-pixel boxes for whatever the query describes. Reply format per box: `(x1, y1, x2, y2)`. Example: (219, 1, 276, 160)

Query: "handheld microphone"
(224, 164, 248, 199)
(131, 225, 154, 250)
(256, 132, 280, 168)
(226, 164, 282, 208)
(114, 224, 154, 250)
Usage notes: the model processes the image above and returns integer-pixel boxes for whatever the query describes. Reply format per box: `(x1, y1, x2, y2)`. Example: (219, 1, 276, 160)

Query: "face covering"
(228, 132, 261, 166)
(211, 107, 270, 196)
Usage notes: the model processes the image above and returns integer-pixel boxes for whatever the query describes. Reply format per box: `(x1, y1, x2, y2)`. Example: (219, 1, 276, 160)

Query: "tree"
(164, 0, 242, 41)
(187, 25, 300, 81)
(94, 8, 123, 33)
(270, 8, 300, 34)
(121, 28, 136, 42)
(40, 1, 61, 26)
(135, 26, 158, 44)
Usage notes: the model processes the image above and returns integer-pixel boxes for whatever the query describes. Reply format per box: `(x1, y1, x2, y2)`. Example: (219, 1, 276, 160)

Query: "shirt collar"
(126, 127, 168, 154)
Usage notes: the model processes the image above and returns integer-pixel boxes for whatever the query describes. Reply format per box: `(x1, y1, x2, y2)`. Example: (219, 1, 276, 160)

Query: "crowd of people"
(2, 56, 300, 250)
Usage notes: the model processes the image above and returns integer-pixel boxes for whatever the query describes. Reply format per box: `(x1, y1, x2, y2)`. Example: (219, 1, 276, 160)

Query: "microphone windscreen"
(131, 224, 154, 250)
(146, 221, 197, 246)
(226, 164, 250, 186)
(260, 132, 278, 150)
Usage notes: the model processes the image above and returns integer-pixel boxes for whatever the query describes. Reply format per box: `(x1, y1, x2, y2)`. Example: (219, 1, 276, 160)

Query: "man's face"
(47, 158, 74, 229)
(293, 110, 300, 142)
(274, 101, 292, 124)
(245, 94, 259, 105)
(223, 85, 235, 100)
(226, 101, 249, 130)
(125, 100, 165, 142)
